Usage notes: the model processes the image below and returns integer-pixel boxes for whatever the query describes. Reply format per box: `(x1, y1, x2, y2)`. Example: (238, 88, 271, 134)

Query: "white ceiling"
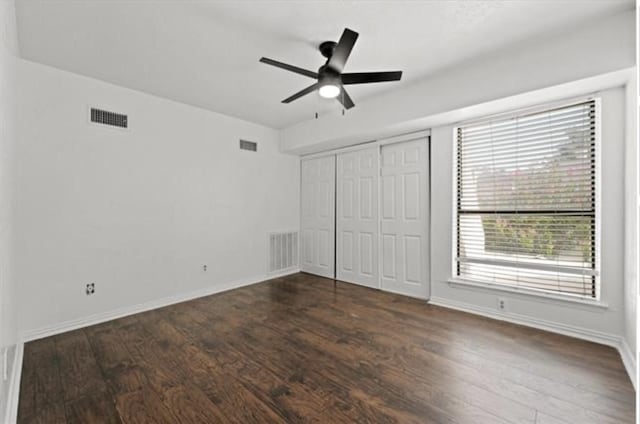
(16, 0, 633, 129)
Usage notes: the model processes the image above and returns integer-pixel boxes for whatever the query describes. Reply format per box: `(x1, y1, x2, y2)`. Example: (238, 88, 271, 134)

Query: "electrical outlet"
(86, 283, 95, 296)
(497, 297, 506, 311)
(203, 264, 207, 272)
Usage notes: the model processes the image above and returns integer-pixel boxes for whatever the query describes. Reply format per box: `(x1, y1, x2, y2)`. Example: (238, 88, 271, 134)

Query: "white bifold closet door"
(336, 147, 379, 288)
(380, 138, 430, 299)
(301, 156, 336, 278)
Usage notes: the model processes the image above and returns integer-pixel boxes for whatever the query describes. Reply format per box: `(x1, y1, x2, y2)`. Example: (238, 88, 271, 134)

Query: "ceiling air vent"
(90, 108, 128, 129)
(239, 139, 257, 152)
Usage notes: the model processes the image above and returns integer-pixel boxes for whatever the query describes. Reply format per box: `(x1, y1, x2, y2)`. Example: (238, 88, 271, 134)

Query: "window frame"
(450, 96, 602, 302)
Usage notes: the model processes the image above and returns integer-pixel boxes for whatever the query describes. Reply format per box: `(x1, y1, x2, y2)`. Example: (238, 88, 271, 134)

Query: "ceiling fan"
(259, 28, 403, 110)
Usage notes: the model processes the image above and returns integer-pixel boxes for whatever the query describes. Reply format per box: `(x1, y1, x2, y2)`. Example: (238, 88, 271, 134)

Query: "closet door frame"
(300, 130, 431, 298)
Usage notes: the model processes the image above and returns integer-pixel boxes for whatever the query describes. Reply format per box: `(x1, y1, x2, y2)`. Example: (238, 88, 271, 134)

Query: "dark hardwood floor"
(18, 273, 634, 423)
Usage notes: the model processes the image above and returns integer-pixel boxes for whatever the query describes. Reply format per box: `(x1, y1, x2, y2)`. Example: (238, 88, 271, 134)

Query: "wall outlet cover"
(497, 297, 507, 311)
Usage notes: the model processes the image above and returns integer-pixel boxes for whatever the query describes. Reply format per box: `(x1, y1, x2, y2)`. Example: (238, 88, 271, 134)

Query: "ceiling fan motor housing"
(318, 64, 340, 82)
(319, 41, 337, 59)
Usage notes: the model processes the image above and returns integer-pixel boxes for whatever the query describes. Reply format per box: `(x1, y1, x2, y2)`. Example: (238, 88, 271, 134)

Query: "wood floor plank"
(116, 322, 187, 394)
(199, 373, 287, 424)
(17, 337, 64, 420)
(114, 389, 178, 424)
(157, 383, 227, 423)
(86, 327, 135, 370)
(17, 403, 66, 424)
(85, 326, 149, 395)
(18, 273, 635, 423)
(64, 392, 122, 424)
(54, 331, 107, 402)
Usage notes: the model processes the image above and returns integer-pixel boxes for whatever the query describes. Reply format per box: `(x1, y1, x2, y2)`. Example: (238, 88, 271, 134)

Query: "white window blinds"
(455, 100, 597, 298)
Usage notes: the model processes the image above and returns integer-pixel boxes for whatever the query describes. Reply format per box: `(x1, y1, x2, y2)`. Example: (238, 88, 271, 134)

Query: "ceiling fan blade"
(260, 57, 318, 79)
(282, 83, 320, 103)
(337, 88, 355, 109)
(327, 28, 358, 72)
(341, 71, 403, 85)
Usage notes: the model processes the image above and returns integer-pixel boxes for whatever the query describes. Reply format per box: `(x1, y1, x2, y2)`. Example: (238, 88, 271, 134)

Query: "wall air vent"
(269, 231, 298, 274)
(90, 108, 128, 129)
(240, 139, 257, 152)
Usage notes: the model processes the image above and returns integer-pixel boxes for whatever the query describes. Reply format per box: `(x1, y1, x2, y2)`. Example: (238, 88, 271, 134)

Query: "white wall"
(280, 10, 635, 155)
(430, 87, 627, 349)
(14, 59, 300, 337)
(0, 0, 19, 421)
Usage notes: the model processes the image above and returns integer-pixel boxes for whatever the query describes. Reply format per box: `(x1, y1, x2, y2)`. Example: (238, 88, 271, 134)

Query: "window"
(454, 100, 598, 299)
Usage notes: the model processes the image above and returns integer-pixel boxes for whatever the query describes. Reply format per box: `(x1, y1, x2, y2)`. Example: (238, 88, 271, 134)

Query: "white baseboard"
(21, 268, 299, 342)
(618, 337, 637, 390)
(5, 343, 23, 424)
(429, 296, 637, 390)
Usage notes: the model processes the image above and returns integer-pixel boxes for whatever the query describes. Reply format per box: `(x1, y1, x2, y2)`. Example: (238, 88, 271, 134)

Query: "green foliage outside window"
(474, 128, 593, 263)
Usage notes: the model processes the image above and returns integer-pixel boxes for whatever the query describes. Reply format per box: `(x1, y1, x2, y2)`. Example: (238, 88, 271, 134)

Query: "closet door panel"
(336, 147, 379, 288)
(380, 139, 430, 299)
(300, 156, 335, 278)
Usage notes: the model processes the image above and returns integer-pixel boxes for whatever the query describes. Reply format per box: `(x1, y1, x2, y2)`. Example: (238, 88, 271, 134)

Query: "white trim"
(451, 129, 458, 280)
(618, 337, 637, 390)
(301, 141, 376, 160)
(380, 284, 430, 301)
(301, 129, 432, 160)
(21, 269, 299, 342)
(429, 296, 635, 389)
(456, 256, 599, 277)
(454, 93, 598, 127)
(5, 343, 23, 424)
(593, 96, 602, 301)
(447, 278, 608, 308)
(282, 68, 633, 155)
(377, 129, 431, 146)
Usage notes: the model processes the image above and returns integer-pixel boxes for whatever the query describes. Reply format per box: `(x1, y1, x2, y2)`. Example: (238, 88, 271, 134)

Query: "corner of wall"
(619, 335, 637, 391)
(0, 1, 21, 421)
(622, 73, 637, 385)
(4, 344, 23, 424)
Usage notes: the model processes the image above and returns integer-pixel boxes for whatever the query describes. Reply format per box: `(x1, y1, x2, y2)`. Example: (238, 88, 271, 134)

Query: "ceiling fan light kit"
(319, 84, 340, 99)
(259, 28, 403, 110)
(318, 72, 341, 98)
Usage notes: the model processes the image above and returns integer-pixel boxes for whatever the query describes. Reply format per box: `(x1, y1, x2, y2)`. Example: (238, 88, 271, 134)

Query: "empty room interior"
(0, 0, 639, 423)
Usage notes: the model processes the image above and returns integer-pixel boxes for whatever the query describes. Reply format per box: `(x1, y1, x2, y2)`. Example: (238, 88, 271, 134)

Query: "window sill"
(446, 278, 609, 309)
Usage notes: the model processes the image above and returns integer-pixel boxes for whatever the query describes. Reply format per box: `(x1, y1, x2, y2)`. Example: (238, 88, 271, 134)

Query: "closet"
(300, 135, 430, 299)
